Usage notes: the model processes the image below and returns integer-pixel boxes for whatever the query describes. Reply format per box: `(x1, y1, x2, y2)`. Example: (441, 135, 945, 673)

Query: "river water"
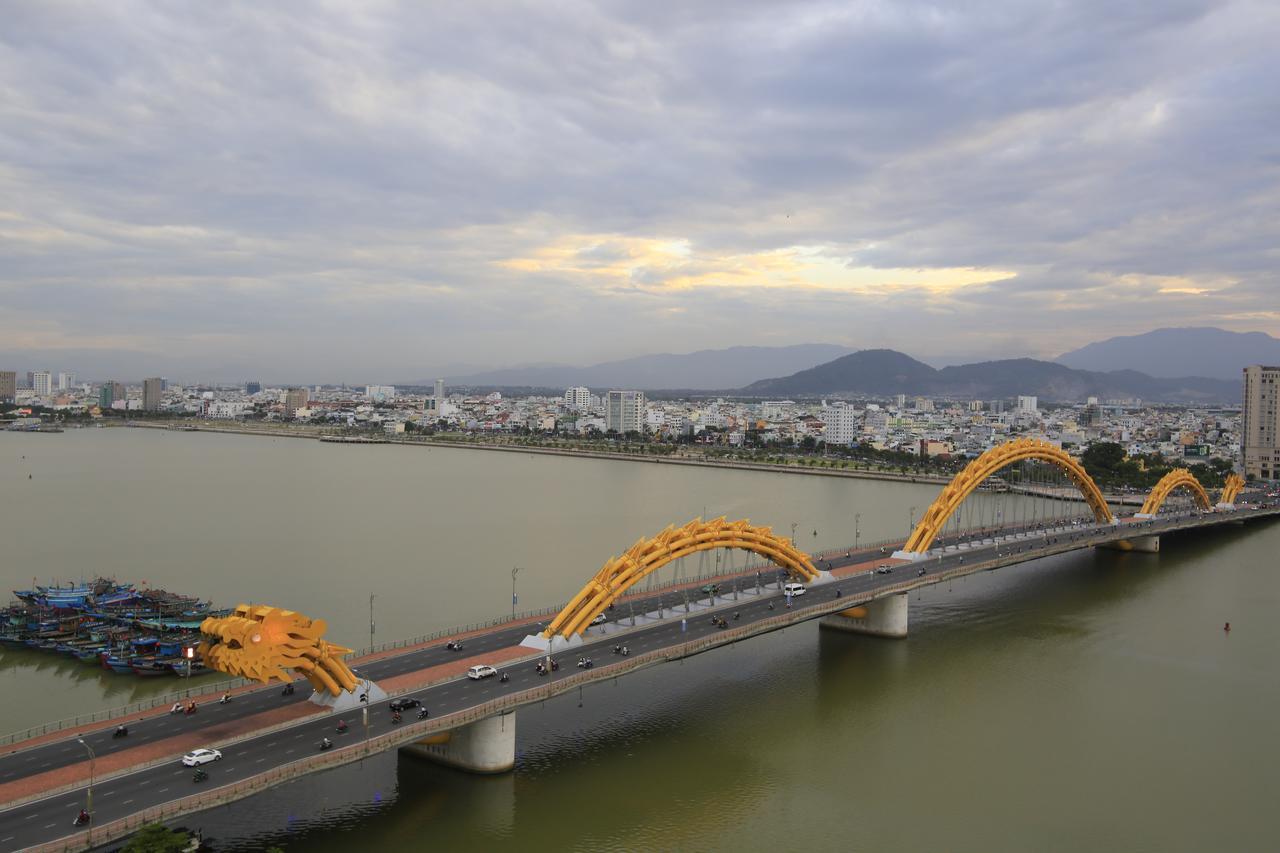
(2, 429, 1277, 851)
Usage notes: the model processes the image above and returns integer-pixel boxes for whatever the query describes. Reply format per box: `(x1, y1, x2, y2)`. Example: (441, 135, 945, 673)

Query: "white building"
(31, 371, 52, 396)
(606, 390, 646, 434)
(57, 372, 75, 391)
(823, 404, 861, 446)
(1017, 395, 1039, 414)
(365, 385, 396, 401)
(564, 386, 591, 410)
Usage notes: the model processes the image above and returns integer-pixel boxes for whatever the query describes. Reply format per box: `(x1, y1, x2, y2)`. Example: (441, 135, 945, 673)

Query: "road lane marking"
(158, 787, 168, 793)
(24, 814, 38, 820)
(123, 799, 133, 805)
(44, 823, 55, 829)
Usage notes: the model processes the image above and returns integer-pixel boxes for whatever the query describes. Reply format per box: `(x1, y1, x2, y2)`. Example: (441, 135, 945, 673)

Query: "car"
(181, 748, 222, 767)
(875, 565, 894, 574)
(782, 582, 807, 597)
(389, 698, 421, 712)
(467, 664, 498, 680)
(590, 613, 608, 626)
(700, 583, 721, 595)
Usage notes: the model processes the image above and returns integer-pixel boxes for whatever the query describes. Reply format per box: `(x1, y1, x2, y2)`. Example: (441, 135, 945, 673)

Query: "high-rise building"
(0, 371, 15, 402)
(990, 399, 1005, 414)
(1242, 365, 1280, 480)
(365, 385, 396, 401)
(564, 386, 590, 410)
(142, 378, 163, 411)
(31, 371, 52, 396)
(284, 387, 310, 417)
(606, 390, 646, 434)
(245, 381, 262, 395)
(823, 404, 861, 446)
(433, 379, 446, 418)
(1017, 395, 1039, 414)
(98, 381, 125, 409)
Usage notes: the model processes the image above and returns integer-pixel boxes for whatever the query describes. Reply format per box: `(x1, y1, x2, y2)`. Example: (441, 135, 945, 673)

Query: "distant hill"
(1057, 327, 1280, 380)
(445, 344, 855, 390)
(743, 349, 1239, 403)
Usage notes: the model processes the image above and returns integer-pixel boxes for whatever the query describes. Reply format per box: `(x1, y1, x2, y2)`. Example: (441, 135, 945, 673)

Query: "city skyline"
(3, 2, 1278, 381)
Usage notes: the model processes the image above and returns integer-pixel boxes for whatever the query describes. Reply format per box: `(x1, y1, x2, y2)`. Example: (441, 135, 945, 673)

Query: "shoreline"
(123, 421, 955, 487)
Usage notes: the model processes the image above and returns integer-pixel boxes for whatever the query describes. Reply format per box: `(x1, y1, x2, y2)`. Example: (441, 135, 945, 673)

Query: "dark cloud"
(1, 0, 1277, 381)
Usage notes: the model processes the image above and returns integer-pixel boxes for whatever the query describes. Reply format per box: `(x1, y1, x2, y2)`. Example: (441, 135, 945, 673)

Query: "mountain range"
(1057, 327, 1280, 380)
(438, 344, 854, 390)
(743, 349, 1239, 403)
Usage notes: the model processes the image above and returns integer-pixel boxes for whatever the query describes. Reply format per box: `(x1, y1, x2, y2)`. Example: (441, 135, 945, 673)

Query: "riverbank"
(125, 421, 955, 487)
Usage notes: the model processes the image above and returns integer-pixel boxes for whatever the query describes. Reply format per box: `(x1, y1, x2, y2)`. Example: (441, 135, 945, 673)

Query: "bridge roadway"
(2, 503, 1278, 851)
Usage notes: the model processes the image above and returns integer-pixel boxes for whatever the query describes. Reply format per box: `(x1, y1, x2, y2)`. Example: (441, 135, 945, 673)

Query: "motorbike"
(336, 721, 349, 733)
(576, 657, 593, 669)
(499, 672, 509, 683)
(446, 640, 463, 651)
(620, 646, 629, 656)
(535, 663, 547, 676)
(391, 712, 402, 725)
(192, 769, 208, 783)
(112, 726, 128, 739)
(73, 811, 91, 827)
(219, 694, 232, 704)
(319, 739, 333, 751)
(417, 708, 429, 719)
(281, 684, 295, 696)
(550, 660, 559, 671)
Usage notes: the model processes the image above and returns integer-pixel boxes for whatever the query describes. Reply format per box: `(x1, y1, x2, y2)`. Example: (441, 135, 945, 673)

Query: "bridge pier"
(1099, 535, 1160, 553)
(819, 593, 908, 638)
(400, 711, 516, 774)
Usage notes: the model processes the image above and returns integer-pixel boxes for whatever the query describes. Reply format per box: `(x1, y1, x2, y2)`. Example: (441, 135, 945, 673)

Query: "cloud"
(0, 0, 1277, 381)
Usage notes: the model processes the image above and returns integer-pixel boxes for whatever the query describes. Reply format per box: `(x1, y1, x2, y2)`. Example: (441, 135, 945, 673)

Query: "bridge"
(0, 440, 1272, 851)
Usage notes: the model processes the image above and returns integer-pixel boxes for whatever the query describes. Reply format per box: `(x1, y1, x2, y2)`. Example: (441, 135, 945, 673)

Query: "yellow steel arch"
(1220, 473, 1246, 505)
(543, 517, 818, 640)
(1139, 468, 1212, 515)
(902, 438, 1113, 555)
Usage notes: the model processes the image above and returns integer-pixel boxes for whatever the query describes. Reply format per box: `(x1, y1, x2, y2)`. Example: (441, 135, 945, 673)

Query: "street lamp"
(77, 737, 94, 843)
(511, 566, 522, 620)
(369, 594, 375, 655)
(790, 522, 798, 546)
(854, 513, 861, 552)
(909, 505, 917, 536)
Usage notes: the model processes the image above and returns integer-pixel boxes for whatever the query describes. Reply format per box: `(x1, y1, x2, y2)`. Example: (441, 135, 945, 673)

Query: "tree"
(1082, 442, 1126, 475)
(122, 823, 190, 853)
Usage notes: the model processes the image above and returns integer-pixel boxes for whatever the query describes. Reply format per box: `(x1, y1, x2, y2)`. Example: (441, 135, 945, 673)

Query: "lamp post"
(909, 505, 917, 537)
(511, 566, 522, 620)
(854, 513, 861, 552)
(77, 737, 94, 843)
(369, 594, 375, 655)
(790, 522, 798, 546)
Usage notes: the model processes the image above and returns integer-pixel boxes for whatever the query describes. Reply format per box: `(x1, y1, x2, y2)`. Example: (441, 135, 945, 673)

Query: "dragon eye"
(251, 634, 261, 644)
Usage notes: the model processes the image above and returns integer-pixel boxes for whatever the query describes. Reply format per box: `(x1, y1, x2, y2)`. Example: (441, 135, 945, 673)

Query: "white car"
(467, 664, 498, 680)
(783, 582, 807, 597)
(181, 748, 222, 766)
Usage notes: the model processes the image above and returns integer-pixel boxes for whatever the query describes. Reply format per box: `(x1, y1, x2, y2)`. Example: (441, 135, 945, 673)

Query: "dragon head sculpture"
(199, 604, 359, 697)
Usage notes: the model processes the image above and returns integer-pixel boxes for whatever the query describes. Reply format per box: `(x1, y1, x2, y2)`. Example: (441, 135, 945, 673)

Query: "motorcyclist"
(336, 720, 349, 733)
(219, 692, 231, 704)
(320, 737, 333, 749)
(417, 707, 429, 719)
(391, 711, 402, 724)
(76, 809, 90, 825)
(115, 724, 128, 737)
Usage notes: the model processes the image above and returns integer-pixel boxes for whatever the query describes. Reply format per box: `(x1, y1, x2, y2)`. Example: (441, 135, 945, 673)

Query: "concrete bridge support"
(819, 593, 908, 638)
(400, 711, 516, 774)
(1099, 535, 1160, 553)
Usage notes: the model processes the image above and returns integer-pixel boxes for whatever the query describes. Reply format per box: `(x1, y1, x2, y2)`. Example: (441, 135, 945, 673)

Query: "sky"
(2, 0, 1278, 383)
